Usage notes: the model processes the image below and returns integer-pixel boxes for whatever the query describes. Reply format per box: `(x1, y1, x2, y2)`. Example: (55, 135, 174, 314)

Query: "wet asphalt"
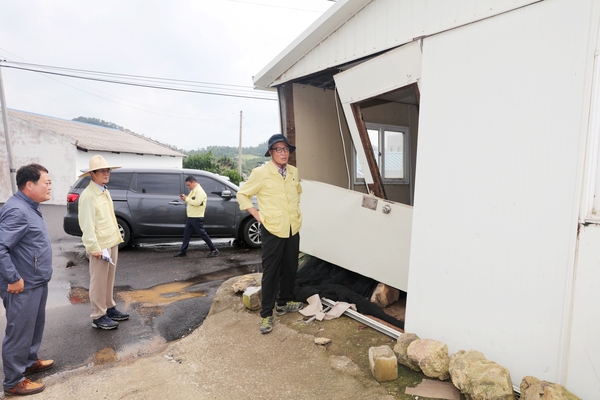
(0, 204, 262, 384)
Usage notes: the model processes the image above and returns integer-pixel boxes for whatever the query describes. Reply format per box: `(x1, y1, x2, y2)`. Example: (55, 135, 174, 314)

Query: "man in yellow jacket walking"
(237, 134, 303, 334)
(173, 176, 218, 258)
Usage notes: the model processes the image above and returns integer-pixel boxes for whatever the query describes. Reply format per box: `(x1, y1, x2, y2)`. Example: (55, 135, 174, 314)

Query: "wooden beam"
(350, 103, 386, 199)
(278, 83, 297, 166)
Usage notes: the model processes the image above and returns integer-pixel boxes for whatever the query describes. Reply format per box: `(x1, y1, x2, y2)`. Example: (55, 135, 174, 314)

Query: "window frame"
(353, 123, 410, 185)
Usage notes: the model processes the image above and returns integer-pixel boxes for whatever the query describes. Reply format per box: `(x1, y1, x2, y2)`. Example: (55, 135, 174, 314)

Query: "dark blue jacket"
(0, 191, 53, 289)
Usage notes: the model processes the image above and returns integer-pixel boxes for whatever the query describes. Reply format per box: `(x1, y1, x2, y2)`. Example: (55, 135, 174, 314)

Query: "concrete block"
(369, 345, 398, 382)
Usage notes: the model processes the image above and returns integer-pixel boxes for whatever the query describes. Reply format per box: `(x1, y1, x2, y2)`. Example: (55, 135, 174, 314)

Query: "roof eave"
(253, 0, 370, 90)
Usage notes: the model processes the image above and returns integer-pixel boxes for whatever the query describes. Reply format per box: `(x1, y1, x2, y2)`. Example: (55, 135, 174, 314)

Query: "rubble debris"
(370, 283, 399, 308)
(232, 275, 258, 293)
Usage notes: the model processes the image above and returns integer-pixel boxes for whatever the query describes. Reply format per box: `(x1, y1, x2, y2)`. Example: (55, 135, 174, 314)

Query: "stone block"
(369, 345, 398, 382)
(242, 286, 262, 310)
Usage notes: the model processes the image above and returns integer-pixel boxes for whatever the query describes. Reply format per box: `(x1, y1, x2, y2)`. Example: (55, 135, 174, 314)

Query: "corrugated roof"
(7, 109, 185, 157)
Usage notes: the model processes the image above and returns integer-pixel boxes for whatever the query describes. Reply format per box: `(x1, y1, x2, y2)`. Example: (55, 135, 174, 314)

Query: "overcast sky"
(0, 0, 334, 150)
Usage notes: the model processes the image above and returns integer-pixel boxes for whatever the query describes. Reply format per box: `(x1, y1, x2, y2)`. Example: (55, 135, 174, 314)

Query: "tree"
(183, 152, 217, 171)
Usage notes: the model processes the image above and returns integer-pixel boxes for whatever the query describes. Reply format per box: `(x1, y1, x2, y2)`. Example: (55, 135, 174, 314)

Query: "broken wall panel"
(299, 179, 412, 292)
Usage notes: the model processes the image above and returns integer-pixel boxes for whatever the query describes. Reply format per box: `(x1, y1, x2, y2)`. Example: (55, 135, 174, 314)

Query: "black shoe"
(173, 252, 187, 257)
(92, 315, 119, 330)
(107, 306, 129, 321)
(207, 249, 219, 258)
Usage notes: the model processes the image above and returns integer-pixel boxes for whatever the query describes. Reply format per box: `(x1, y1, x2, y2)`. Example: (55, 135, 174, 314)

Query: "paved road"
(0, 204, 262, 383)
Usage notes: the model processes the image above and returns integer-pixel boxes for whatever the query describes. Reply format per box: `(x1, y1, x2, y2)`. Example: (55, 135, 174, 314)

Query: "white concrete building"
(254, 0, 600, 397)
(0, 109, 185, 205)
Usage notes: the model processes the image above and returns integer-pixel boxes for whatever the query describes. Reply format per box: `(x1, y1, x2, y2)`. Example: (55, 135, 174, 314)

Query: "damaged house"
(253, 0, 600, 398)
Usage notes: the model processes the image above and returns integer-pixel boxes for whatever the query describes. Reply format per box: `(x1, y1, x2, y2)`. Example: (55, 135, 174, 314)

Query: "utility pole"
(238, 110, 243, 177)
(0, 65, 16, 195)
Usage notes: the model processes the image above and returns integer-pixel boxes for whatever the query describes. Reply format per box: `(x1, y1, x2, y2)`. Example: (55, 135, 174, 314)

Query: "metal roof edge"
(253, 0, 370, 90)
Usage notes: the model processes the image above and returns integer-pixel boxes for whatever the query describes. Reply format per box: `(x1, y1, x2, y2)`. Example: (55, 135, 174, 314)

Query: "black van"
(63, 168, 261, 249)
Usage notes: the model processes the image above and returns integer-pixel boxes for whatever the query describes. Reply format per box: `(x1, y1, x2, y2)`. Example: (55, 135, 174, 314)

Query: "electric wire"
(0, 55, 244, 120)
(0, 61, 278, 101)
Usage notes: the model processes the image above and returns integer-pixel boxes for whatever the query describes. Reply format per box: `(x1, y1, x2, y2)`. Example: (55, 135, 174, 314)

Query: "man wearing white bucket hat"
(77, 155, 129, 330)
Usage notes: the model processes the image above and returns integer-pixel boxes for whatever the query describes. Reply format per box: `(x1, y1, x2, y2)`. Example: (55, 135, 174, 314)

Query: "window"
(135, 173, 180, 195)
(106, 172, 133, 190)
(195, 176, 228, 197)
(77, 172, 132, 190)
(354, 123, 409, 184)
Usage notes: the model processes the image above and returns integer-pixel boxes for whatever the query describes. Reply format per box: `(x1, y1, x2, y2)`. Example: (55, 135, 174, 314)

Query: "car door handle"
(169, 201, 185, 205)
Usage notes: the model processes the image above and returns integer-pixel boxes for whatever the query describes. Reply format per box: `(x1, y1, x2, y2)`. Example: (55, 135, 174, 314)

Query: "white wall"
(0, 116, 76, 205)
(405, 0, 594, 396)
(567, 224, 600, 398)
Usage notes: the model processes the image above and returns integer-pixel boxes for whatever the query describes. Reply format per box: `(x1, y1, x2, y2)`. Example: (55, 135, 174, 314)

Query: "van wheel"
(242, 219, 261, 248)
(117, 218, 131, 250)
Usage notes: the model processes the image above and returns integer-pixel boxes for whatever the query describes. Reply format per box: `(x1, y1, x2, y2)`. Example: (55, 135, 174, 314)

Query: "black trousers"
(260, 226, 300, 318)
(180, 217, 216, 252)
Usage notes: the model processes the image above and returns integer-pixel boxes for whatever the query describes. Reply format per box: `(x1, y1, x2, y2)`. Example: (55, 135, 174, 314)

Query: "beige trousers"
(87, 245, 118, 319)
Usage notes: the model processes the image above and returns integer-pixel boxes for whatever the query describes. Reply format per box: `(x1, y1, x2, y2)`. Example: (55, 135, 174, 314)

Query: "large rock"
(407, 339, 450, 380)
(369, 345, 398, 382)
(393, 333, 421, 372)
(449, 350, 515, 400)
(520, 376, 581, 400)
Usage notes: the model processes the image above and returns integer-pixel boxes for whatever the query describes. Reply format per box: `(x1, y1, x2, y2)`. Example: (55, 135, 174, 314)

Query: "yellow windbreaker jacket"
(186, 183, 208, 218)
(237, 161, 302, 238)
(78, 182, 123, 253)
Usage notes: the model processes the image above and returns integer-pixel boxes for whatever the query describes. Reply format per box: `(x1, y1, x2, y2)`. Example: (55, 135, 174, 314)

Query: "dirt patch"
(93, 347, 118, 365)
(287, 311, 433, 399)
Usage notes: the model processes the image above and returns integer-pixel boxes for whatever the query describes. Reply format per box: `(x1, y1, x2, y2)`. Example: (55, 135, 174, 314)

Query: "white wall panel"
(405, 0, 593, 394)
(567, 224, 600, 399)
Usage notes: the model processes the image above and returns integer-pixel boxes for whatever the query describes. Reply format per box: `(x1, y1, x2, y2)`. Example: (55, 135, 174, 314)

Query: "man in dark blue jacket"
(0, 164, 54, 396)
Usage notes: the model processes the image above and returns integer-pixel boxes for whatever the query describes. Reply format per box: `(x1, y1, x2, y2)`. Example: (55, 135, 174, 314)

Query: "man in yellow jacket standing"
(173, 176, 218, 258)
(78, 155, 129, 330)
(237, 134, 303, 334)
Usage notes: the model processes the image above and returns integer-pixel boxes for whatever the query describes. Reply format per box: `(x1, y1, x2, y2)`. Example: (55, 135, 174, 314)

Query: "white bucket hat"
(78, 155, 121, 178)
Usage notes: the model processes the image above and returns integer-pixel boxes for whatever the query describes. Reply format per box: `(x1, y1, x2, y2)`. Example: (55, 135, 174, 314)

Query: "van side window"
(196, 177, 227, 197)
(77, 176, 92, 188)
(136, 173, 180, 194)
(106, 172, 133, 190)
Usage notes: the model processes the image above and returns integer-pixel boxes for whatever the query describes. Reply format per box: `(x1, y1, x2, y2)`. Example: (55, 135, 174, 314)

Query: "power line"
(0, 60, 278, 101)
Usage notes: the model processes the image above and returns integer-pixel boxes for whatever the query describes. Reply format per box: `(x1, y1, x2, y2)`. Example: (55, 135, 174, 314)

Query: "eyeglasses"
(94, 169, 111, 174)
(270, 147, 290, 154)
